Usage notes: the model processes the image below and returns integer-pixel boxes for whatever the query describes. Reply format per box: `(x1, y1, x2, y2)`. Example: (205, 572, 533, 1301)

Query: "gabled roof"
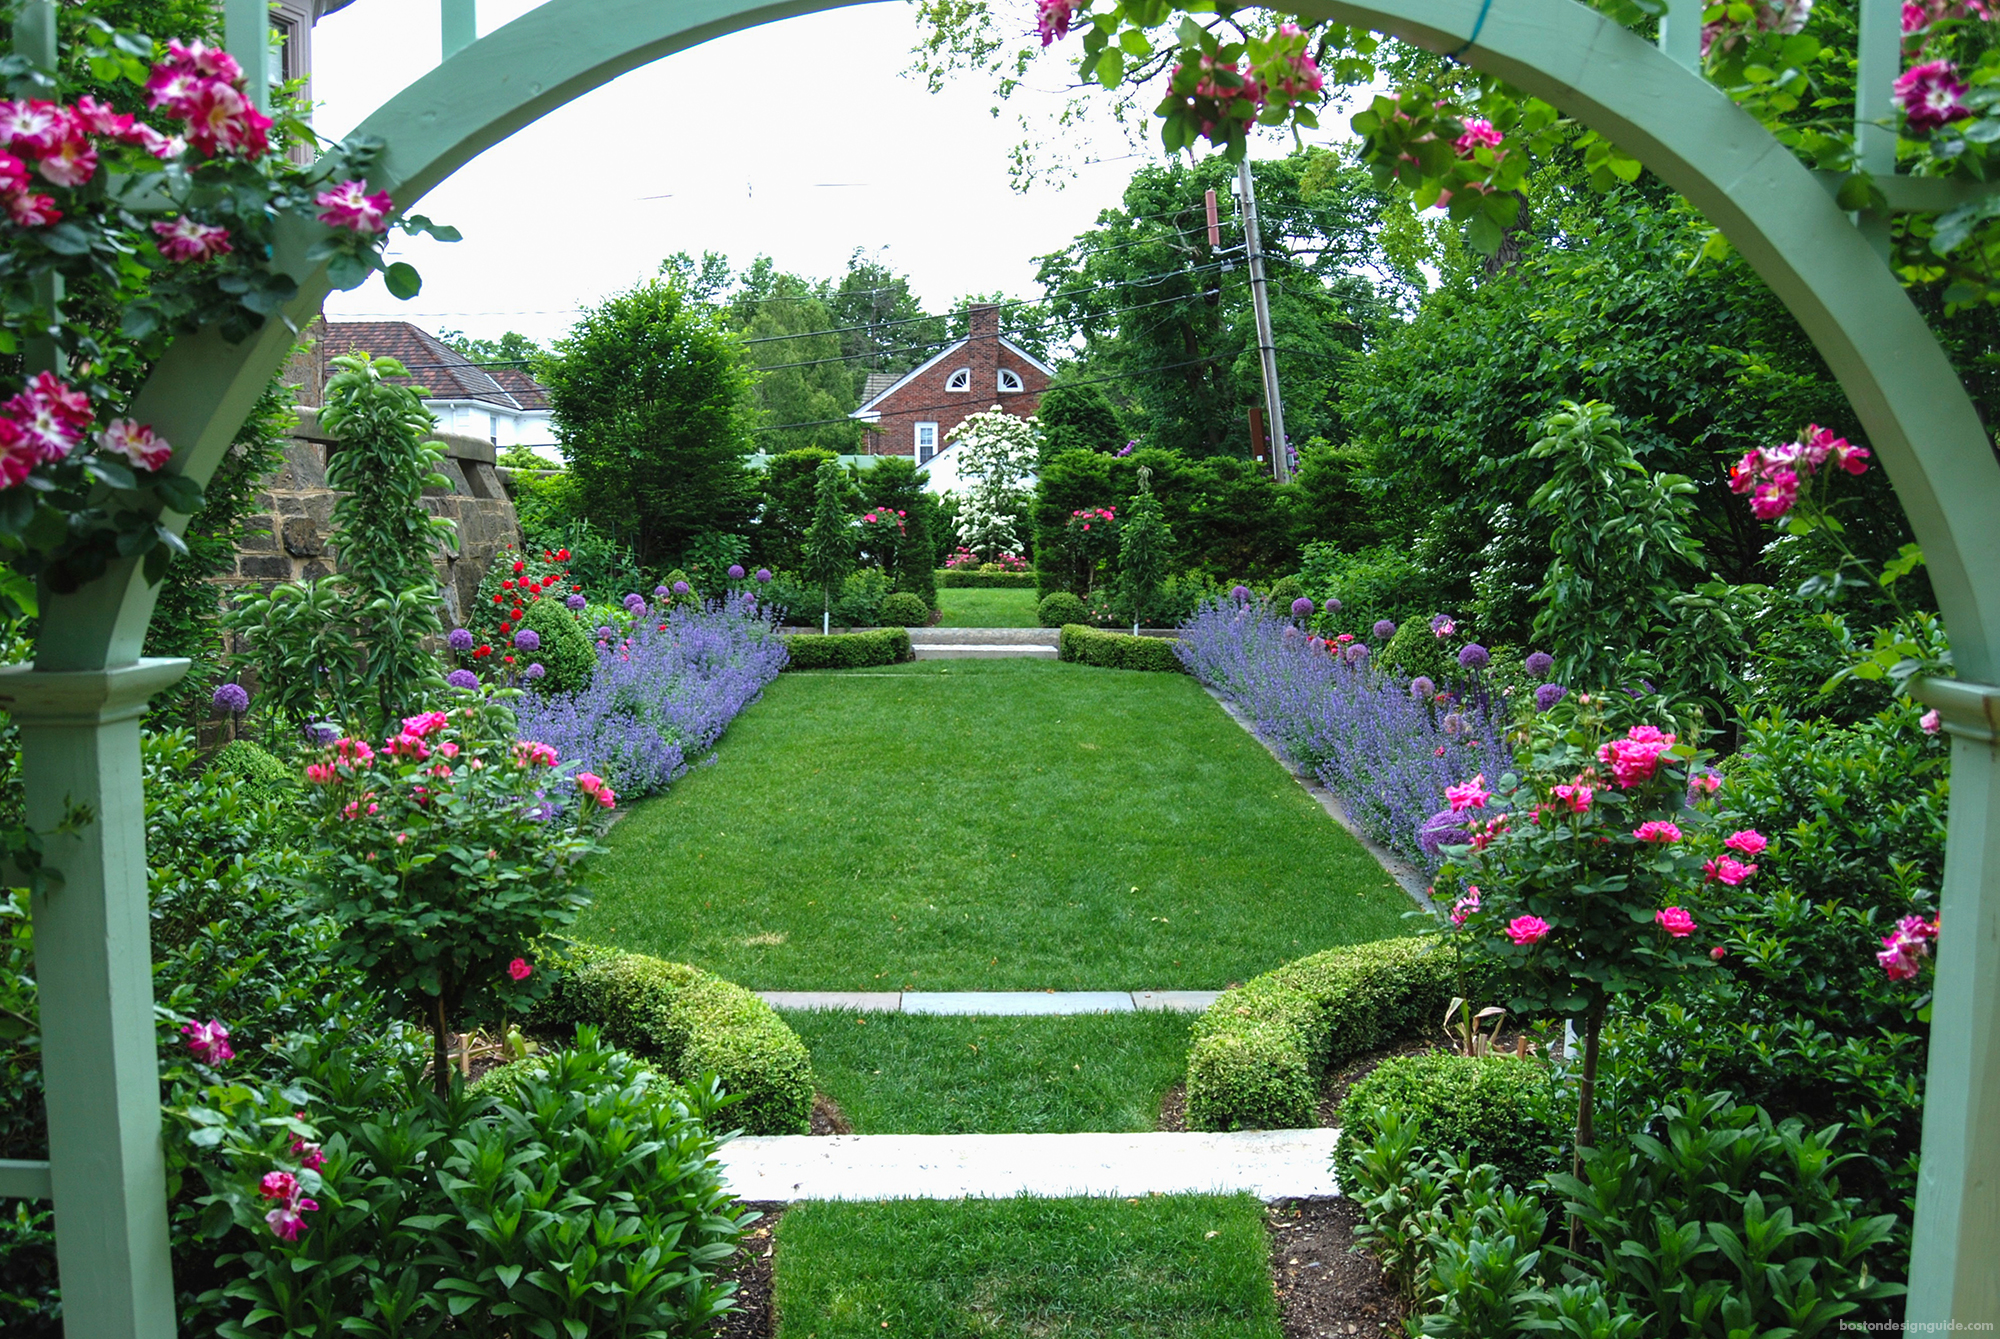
(320, 322, 550, 414)
(849, 334, 1056, 418)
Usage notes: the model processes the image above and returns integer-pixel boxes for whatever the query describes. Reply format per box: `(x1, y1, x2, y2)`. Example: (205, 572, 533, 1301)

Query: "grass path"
(933, 586, 1041, 627)
(576, 660, 1410, 990)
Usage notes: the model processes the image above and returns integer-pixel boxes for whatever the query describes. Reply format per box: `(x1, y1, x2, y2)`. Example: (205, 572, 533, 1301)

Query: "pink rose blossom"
(1445, 774, 1489, 813)
(0, 100, 71, 156)
(1711, 944, 1728, 961)
(35, 133, 97, 188)
(71, 95, 132, 138)
(1723, 829, 1768, 857)
(0, 419, 37, 489)
(1704, 856, 1757, 886)
(1448, 885, 1481, 927)
(400, 710, 450, 738)
(1035, 0, 1076, 45)
(315, 179, 393, 234)
(1655, 906, 1696, 938)
(508, 957, 532, 981)
(181, 1018, 234, 1065)
(1921, 709, 1942, 735)
(4, 371, 93, 463)
(152, 216, 233, 262)
(305, 762, 335, 785)
(1552, 782, 1593, 813)
(5, 191, 60, 226)
(1896, 59, 1973, 131)
(259, 1170, 300, 1202)
(1634, 820, 1682, 843)
(263, 1199, 317, 1242)
(514, 740, 559, 768)
(94, 419, 173, 472)
(1454, 117, 1504, 155)
(1506, 915, 1551, 946)
(1597, 726, 1676, 788)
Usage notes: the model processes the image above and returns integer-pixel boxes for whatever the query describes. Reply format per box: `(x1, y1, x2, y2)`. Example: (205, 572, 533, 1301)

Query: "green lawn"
(576, 659, 1409, 990)
(784, 1010, 1193, 1133)
(772, 1195, 1282, 1339)
(934, 586, 1041, 627)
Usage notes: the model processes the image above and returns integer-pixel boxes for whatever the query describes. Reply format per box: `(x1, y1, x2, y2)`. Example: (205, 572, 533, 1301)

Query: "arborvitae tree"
(1117, 467, 1173, 633)
(800, 458, 854, 634)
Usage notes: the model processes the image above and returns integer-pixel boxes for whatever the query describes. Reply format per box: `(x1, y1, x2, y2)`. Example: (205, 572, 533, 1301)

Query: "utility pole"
(1237, 159, 1290, 483)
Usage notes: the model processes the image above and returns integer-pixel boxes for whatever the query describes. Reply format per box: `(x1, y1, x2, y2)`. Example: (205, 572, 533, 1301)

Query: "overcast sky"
(310, 0, 1357, 349)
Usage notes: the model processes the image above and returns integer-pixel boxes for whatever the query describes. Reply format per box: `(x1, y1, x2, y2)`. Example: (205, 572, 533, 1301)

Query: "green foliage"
(737, 271, 864, 454)
(1291, 442, 1382, 554)
(1117, 480, 1174, 628)
(858, 458, 939, 606)
(519, 593, 596, 694)
(174, 1028, 752, 1336)
(1264, 575, 1304, 610)
(1184, 937, 1456, 1131)
(206, 740, 296, 806)
(1056, 626, 1184, 672)
(1334, 1053, 1564, 1193)
(801, 458, 856, 620)
(225, 354, 454, 735)
(1380, 614, 1459, 684)
(1037, 591, 1089, 627)
(533, 947, 813, 1135)
(1297, 542, 1440, 640)
(878, 592, 931, 627)
(1527, 401, 1704, 691)
(938, 568, 1039, 588)
(753, 447, 840, 571)
(779, 628, 913, 670)
(1035, 377, 1126, 458)
(545, 278, 756, 568)
(300, 696, 602, 1092)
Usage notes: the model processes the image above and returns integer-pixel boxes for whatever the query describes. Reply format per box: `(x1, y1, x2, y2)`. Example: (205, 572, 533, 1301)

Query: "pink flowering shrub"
(299, 696, 605, 1094)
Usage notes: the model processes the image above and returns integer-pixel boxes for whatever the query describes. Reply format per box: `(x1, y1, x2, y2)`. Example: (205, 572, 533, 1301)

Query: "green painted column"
(0, 659, 189, 1339)
(1855, 0, 1899, 257)
(225, 0, 272, 112)
(1908, 677, 2000, 1323)
(1657, 0, 1700, 69)
(442, 0, 477, 58)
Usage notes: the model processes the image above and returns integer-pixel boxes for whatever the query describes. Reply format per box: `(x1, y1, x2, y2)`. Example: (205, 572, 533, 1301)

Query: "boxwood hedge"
(1332, 1051, 1564, 1192)
(780, 628, 913, 670)
(532, 946, 813, 1135)
(1184, 936, 1458, 1130)
(1058, 625, 1184, 673)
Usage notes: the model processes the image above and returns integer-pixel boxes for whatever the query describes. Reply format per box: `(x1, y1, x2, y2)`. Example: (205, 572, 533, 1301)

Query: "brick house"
(849, 303, 1052, 483)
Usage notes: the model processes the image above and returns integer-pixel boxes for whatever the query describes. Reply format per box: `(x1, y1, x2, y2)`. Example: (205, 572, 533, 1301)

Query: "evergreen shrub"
(519, 592, 597, 694)
(1333, 1052, 1564, 1192)
(1038, 591, 1089, 627)
(878, 592, 931, 626)
(1057, 625, 1183, 672)
(780, 628, 912, 670)
(207, 740, 296, 804)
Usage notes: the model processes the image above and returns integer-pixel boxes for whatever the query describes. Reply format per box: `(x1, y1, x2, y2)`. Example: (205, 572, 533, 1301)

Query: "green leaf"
(42, 223, 94, 256)
(153, 474, 204, 514)
(1095, 48, 1125, 88)
(1118, 27, 1152, 56)
(84, 456, 138, 491)
(384, 262, 423, 301)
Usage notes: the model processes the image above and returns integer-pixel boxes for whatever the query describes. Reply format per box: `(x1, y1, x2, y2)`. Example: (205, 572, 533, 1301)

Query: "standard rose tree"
(298, 696, 608, 1094)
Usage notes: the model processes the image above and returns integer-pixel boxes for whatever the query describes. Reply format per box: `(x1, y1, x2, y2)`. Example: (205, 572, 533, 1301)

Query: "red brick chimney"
(967, 303, 1000, 341)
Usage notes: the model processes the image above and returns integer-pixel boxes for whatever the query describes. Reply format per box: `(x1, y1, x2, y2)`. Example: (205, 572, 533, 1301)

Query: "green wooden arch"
(5, 0, 1996, 1331)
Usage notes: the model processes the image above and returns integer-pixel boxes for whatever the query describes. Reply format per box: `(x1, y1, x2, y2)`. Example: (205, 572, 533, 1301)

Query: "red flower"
(474, 644, 492, 658)
(513, 560, 525, 574)
(557, 548, 571, 561)
(502, 578, 515, 589)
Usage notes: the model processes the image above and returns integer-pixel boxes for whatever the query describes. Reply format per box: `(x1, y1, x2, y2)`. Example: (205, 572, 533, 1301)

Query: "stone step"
(760, 990, 1221, 1014)
(907, 627, 1057, 644)
(718, 1129, 1341, 1202)
(912, 644, 1058, 659)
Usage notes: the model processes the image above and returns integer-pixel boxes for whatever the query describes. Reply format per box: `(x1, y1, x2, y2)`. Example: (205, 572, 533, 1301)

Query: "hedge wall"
(1184, 936, 1458, 1131)
(780, 628, 914, 670)
(937, 570, 1039, 588)
(531, 946, 814, 1135)
(1057, 625, 1185, 673)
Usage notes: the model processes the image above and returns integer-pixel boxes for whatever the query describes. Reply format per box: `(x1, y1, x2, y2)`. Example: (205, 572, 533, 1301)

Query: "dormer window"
(998, 368, 1024, 393)
(945, 367, 973, 392)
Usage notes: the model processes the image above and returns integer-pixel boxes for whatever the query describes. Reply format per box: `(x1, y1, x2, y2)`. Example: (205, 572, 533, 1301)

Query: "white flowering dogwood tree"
(947, 405, 1041, 561)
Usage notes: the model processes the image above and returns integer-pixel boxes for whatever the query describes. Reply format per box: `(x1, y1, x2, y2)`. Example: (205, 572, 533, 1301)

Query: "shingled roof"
(321, 322, 549, 412)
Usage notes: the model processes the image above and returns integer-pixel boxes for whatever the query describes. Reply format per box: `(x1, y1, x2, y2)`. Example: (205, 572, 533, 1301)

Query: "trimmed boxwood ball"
(1038, 591, 1090, 627)
(1332, 1052, 1566, 1192)
(519, 593, 597, 693)
(1381, 616, 1459, 685)
(1185, 937, 1462, 1131)
(878, 591, 931, 627)
(531, 945, 814, 1135)
(206, 739, 297, 803)
(1266, 575, 1305, 609)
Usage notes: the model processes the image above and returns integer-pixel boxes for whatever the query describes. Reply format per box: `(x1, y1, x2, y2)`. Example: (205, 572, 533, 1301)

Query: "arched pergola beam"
(19, 0, 1998, 1328)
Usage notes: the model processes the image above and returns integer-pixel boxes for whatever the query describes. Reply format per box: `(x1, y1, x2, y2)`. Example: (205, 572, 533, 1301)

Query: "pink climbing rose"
(1454, 117, 1504, 155)
(1655, 906, 1696, 938)
(94, 419, 172, 472)
(1449, 886, 1481, 927)
(1896, 59, 1973, 131)
(1723, 829, 1768, 857)
(1445, 774, 1489, 813)
(1634, 820, 1682, 843)
(181, 1018, 233, 1065)
(1921, 709, 1942, 734)
(1878, 914, 1940, 981)
(1035, 0, 1075, 45)
(1597, 725, 1676, 788)
(1506, 915, 1551, 946)
(1704, 856, 1758, 886)
(315, 178, 393, 234)
(508, 957, 532, 981)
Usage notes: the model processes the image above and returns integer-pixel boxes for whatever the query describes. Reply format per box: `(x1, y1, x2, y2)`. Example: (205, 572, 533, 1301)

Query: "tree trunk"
(1568, 1008, 1605, 1253)
(432, 995, 452, 1100)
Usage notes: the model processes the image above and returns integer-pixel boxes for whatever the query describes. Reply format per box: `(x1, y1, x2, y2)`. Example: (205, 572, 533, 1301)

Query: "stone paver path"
(760, 990, 1222, 1014)
(718, 1129, 1341, 1202)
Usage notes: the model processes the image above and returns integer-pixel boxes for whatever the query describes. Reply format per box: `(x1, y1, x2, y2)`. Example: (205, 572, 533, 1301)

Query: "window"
(945, 367, 972, 392)
(489, 414, 500, 445)
(915, 422, 939, 463)
(998, 368, 1024, 393)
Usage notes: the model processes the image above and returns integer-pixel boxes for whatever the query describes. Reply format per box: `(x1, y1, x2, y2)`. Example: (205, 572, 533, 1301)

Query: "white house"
(319, 322, 560, 461)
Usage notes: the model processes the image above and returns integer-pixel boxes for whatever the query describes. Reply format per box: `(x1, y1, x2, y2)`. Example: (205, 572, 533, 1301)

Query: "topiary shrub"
(1038, 591, 1089, 627)
(1266, 575, 1305, 610)
(1185, 937, 1460, 1130)
(1333, 1052, 1565, 1192)
(780, 628, 912, 670)
(878, 591, 931, 627)
(206, 739, 296, 804)
(519, 593, 598, 693)
(533, 946, 813, 1135)
(1057, 625, 1184, 672)
(1381, 616, 1459, 685)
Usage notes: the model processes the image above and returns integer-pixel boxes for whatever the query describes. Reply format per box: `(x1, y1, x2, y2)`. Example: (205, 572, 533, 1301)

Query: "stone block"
(238, 555, 293, 580)
(281, 517, 325, 557)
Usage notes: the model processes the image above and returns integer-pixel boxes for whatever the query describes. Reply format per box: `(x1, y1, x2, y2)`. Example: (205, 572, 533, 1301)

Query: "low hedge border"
(780, 628, 914, 670)
(937, 570, 1038, 588)
(530, 946, 814, 1135)
(1058, 625, 1185, 673)
(1184, 936, 1459, 1131)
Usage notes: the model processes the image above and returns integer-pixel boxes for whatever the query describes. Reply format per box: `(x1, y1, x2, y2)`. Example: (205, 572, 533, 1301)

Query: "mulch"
(712, 1202, 786, 1339)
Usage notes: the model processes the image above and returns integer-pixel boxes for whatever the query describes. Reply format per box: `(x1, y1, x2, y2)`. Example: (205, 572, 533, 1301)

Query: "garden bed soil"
(809, 1092, 853, 1135)
(1267, 1197, 1405, 1336)
(712, 1202, 785, 1339)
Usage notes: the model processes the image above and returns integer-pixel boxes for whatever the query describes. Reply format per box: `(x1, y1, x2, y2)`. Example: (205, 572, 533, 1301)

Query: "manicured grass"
(934, 586, 1041, 627)
(576, 659, 1410, 990)
(772, 1195, 1282, 1339)
(784, 1010, 1193, 1133)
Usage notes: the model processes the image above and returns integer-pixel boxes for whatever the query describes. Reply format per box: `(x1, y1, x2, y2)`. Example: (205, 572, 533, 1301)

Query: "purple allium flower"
(623, 593, 645, 611)
(1535, 683, 1567, 712)
(1373, 619, 1397, 641)
(596, 625, 616, 639)
(306, 721, 339, 745)
(756, 568, 773, 583)
(1291, 596, 1316, 618)
(212, 682, 249, 714)
(1344, 642, 1371, 665)
(1524, 650, 1554, 679)
(1441, 711, 1466, 736)
(655, 585, 671, 599)
(1324, 598, 1342, 613)
(446, 669, 479, 690)
(1419, 808, 1466, 857)
(1457, 643, 1490, 669)
(566, 593, 587, 611)
(1410, 676, 1435, 700)
(513, 629, 541, 651)
(727, 564, 746, 580)
(447, 627, 475, 652)
(523, 663, 545, 681)
(1230, 585, 1253, 603)
(673, 580, 691, 595)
